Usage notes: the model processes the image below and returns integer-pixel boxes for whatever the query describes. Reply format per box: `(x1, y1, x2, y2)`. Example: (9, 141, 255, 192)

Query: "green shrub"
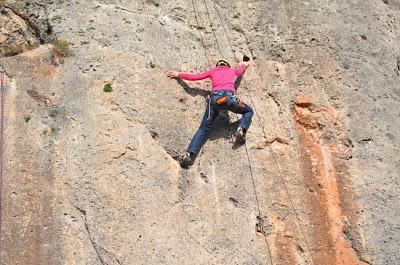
(24, 115, 31, 123)
(149, 61, 156, 68)
(52, 39, 72, 57)
(383, 0, 389, 4)
(51, 127, 60, 133)
(26, 44, 39, 50)
(103, 82, 113, 92)
(49, 110, 57, 118)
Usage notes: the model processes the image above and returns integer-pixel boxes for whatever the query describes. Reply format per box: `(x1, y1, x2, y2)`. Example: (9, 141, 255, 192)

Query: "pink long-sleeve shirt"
(178, 64, 248, 92)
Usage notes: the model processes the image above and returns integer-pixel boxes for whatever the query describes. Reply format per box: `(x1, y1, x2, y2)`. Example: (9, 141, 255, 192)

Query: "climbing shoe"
(180, 152, 195, 169)
(234, 127, 246, 144)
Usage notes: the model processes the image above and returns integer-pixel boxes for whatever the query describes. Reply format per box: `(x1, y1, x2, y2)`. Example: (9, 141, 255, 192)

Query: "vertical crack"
(268, 92, 282, 114)
(74, 205, 122, 265)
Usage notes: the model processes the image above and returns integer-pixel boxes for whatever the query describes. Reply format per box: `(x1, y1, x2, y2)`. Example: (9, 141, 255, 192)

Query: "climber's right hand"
(242, 55, 251, 67)
(166, 71, 180, 78)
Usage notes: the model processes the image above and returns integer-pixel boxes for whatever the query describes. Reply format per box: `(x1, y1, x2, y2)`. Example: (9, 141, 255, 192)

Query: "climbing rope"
(201, 0, 223, 58)
(0, 69, 5, 264)
(209, 1, 316, 265)
(191, 0, 212, 68)
(191, 1, 274, 264)
(202, 2, 274, 264)
(243, 140, 274, 265)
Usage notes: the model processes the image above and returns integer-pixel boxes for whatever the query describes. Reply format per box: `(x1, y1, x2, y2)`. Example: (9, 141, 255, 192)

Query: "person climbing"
(166, 55, 253, 168)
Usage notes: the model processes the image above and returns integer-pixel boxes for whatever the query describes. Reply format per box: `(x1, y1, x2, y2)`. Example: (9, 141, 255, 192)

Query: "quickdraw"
(216, 95, 227, 104)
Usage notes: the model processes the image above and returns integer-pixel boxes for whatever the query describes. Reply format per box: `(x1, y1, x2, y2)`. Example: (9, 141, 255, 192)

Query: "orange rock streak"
(293, 96, 363, 265)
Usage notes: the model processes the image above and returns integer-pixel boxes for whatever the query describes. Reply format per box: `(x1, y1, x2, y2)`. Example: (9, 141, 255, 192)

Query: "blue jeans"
(187, 90, 253, 155)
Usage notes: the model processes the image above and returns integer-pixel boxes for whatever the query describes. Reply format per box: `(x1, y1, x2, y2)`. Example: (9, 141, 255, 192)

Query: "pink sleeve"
(234, 64, 248, 75)
(179, 70, 211, 81)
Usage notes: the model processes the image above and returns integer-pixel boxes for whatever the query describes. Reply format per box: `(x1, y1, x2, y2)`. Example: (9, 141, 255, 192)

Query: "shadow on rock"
(208, 112, 245, 150)
(234, 74, 244, 91)
(176, 78, 209, 98)
(208, 111, 240, 141)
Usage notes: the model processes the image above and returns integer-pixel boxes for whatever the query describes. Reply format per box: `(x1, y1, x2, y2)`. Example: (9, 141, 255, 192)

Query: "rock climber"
(167, 55, 253, 168)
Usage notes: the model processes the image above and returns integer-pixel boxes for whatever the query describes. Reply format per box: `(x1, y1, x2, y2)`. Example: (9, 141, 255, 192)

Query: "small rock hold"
(200, 173, 209, 184)
(229, 197, 239, 207)
(359, 138, 373, 144)
(150, 131, 159, 140)
(294, 95, 312, 108)
(297, 245, 305, 253)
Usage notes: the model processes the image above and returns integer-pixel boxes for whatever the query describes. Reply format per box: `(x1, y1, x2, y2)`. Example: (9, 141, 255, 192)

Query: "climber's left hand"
(166, 71, 180, 78)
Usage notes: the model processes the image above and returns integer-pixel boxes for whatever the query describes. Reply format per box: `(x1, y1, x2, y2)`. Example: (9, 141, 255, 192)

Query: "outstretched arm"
(166, 70, 211, 80)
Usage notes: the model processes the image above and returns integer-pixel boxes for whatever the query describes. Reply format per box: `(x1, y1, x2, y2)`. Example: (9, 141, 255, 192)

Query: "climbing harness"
(205, 90, 244, 120)
(210, 90, 243, 106)
(210, 90, 230, 105)
(205, 91, 228, 120)
(216, 95, 227, 105)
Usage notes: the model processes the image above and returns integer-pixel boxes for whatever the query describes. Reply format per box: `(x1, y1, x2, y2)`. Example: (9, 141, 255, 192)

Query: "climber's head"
(216, 59, 230, 67)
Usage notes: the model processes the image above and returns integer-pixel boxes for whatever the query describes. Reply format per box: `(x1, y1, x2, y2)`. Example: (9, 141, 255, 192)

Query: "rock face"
(0, 5, 39, 56)
(0, 1, 399, 265)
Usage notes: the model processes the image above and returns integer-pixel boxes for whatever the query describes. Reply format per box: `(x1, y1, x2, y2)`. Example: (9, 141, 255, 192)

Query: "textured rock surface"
(0, 0, 399, 265)
(0, 4, 39, 56)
